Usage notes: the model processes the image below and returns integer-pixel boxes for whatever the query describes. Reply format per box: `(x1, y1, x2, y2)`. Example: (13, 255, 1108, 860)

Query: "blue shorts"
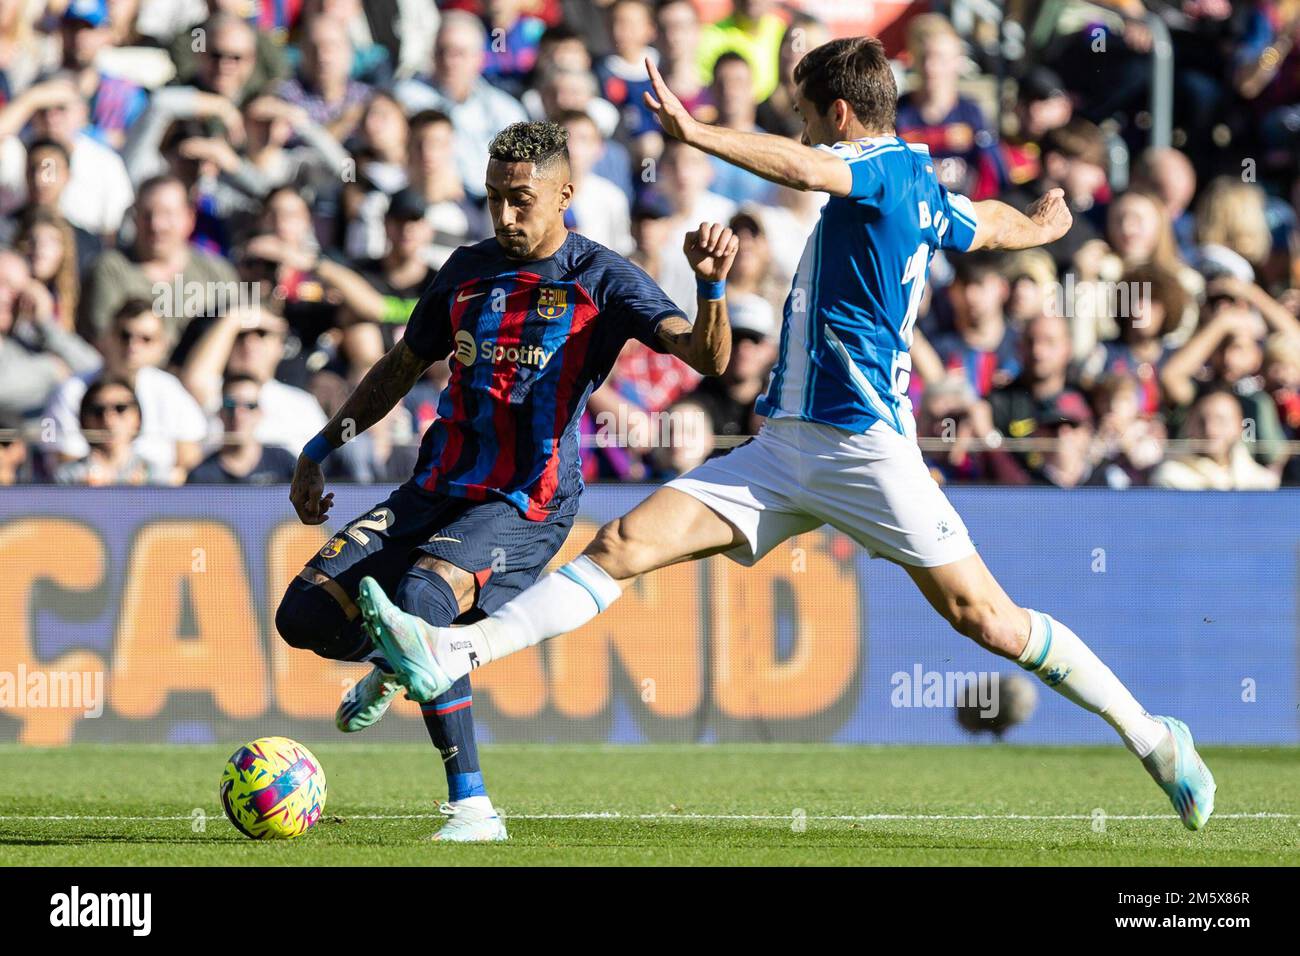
(307, 481, 578, 614)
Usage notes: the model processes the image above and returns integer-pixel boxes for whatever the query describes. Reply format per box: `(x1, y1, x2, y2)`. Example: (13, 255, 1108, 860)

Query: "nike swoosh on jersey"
(456, 290, 487, 302)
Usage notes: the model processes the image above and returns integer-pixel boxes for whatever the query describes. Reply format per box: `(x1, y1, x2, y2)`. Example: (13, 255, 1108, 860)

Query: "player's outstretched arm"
(643, 58, 854, 197)
(969, 189, 1073, 251)
(289, 339, 431, 524)
(656, 222, 739, 376)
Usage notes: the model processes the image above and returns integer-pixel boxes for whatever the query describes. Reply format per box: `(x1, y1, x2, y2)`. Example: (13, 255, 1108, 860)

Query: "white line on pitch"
(1, 812, 1296, 822)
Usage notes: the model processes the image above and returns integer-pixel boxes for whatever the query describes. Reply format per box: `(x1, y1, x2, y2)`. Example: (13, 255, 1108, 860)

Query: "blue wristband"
(303, 433, 335, 464)
(696, 277, 726, 300)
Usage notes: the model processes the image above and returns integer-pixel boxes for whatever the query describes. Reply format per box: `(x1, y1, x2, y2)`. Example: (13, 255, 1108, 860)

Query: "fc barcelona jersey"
(403, 232, 685, 519)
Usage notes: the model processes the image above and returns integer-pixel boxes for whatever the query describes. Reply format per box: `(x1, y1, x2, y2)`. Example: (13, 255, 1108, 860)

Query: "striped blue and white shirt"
(756, 136, 979, 437)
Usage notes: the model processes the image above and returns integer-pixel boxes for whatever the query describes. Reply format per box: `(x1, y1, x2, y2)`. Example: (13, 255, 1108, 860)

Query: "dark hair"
(160, 118, 208, 156)
(1196, 384, 1243, 407)
(953, 250, 1006, 286)
(265, 182, 307, 205)
(136, 173, 188, 204)
(1118, 263, 1187, 339)
(712, 50, 751, 80)
(539, 23, 582, 46)
(25, 137, 70, 166)
(555, 108, 597, 131)
(792, 36, 896, 133)
(111, 297, 157, 327)
(1040, 118, 1106, 168)
(488, 121, 569, 173)
(223, 372, 260, 391)
(409, 109, 453, 134)
(80, 376, 140, 431)
(1188, 385, 1245, 434)
(1092, 372, 1139, 410)
(361, 90, 407, 127)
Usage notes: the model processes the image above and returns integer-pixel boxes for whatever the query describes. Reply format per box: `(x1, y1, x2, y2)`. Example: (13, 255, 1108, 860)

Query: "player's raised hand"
(684, 222, 740, 281)
(644, 57, 697, 143)
(1026, 188, 1072, 244)
(290, 455, 334, 525)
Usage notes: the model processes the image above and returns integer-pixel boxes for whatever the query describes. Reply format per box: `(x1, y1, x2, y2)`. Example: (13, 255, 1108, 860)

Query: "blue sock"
(395, 565, 487, 802)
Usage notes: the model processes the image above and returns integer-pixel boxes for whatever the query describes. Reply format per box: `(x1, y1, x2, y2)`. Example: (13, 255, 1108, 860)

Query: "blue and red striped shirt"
(931, 328, 1021, 398)
(403, 232, 685, 519)
(895, 94, 1006, 201)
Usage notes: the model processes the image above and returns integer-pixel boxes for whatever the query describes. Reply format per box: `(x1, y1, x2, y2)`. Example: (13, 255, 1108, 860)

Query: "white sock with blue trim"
(433, 556, 623, 680)
(1018, 610, 1167, 757)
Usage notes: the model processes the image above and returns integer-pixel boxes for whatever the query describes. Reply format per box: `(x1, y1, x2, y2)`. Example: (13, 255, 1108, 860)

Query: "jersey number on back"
(893, 241, 930, 396)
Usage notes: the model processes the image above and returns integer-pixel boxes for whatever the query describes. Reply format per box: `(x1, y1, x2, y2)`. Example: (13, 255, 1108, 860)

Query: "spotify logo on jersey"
(452, 329, 554, 370)
(454, 330, 476, 366)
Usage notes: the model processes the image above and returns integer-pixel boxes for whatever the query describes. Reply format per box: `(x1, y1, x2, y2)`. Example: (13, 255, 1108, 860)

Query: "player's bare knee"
(584, 518, 644, 579)
(947, 601, 1020, 657)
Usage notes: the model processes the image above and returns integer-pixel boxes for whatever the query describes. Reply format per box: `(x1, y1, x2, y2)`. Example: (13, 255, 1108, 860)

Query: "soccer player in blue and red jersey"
(275, 121, 738, 841)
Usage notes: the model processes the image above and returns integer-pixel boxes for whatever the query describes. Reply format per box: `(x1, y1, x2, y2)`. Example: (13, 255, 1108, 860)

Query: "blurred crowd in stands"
(1, 0, 1299, 491)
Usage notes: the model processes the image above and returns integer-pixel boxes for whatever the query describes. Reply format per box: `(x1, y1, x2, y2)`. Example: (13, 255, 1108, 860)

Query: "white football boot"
(431, 796, 509, 842)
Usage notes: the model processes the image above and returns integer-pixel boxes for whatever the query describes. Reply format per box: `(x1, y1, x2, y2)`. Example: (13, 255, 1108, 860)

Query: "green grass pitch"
(1, 744, 1297, 866)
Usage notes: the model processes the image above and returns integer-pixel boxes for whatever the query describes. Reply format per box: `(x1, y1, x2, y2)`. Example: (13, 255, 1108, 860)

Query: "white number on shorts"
(343, 508, 394, 547)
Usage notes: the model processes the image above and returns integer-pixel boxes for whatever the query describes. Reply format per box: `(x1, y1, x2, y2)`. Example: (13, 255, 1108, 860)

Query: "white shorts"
(666, 417, 976, 568)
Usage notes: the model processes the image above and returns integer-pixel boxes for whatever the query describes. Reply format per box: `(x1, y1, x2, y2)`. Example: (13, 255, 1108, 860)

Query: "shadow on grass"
(0, 834, 239, 846)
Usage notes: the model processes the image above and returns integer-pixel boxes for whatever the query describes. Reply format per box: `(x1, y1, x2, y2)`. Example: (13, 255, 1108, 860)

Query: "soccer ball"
(220, 736, 327, 839)
(955, 673, 1039, 737)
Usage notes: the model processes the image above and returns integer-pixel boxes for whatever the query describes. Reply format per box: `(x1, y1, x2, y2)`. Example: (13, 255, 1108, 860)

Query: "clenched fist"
(684, 222, 740, 281)
(1026, 188, 1073, 245)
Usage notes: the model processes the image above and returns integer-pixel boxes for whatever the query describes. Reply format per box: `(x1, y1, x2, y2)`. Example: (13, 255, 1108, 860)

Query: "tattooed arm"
(290, 339, 432, 524)
(656, 310, 731, 377)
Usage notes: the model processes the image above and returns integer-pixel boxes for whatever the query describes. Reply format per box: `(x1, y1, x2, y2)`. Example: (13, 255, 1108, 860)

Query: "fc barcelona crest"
(537, 286, 567, 318)
(319, 536, 347, 559)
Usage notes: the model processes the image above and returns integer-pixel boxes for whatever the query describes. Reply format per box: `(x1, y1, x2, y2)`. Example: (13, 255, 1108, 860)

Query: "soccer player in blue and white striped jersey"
(360, 38, 1216, 831)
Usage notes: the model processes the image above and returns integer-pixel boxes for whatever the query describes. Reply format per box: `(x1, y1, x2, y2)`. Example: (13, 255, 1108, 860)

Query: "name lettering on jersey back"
(917, 200, 950, 239)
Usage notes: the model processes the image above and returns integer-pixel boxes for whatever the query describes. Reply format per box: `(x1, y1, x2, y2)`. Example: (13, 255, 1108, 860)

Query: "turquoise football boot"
(1142, 716, 1217, 830)
(335, 665, 403, 733)
(357, 576, 454, 703)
